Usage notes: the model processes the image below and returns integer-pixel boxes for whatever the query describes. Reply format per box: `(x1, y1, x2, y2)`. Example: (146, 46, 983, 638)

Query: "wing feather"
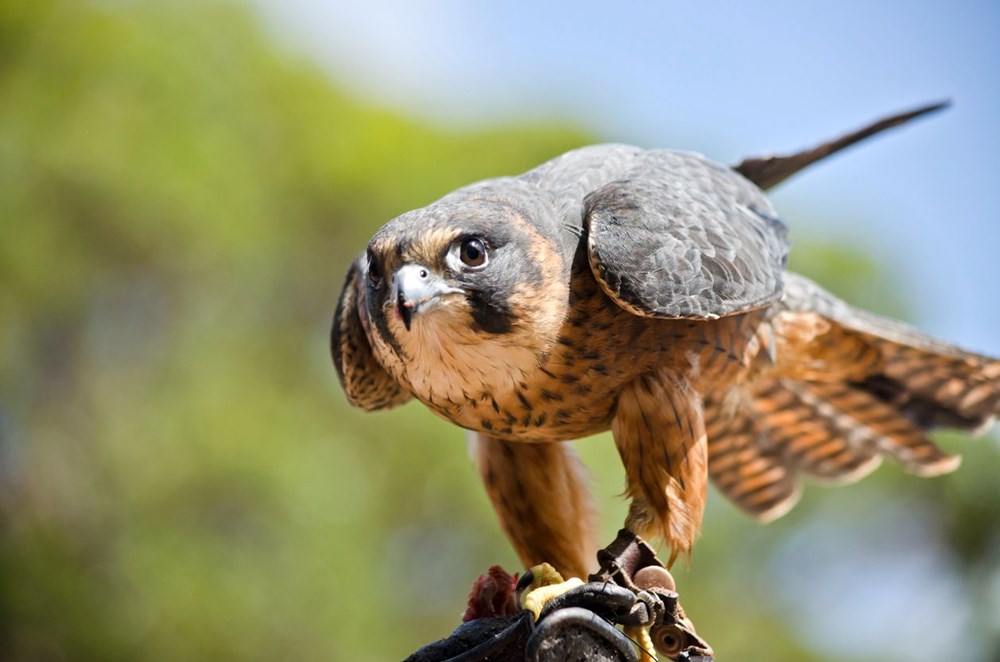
(584, 151, 789, 319)
(704, 392, 800, 522)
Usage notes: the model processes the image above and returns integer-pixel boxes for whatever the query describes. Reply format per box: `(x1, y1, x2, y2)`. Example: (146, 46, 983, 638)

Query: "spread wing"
(331, 256, 412, 411)
(706, 273, 999, 523)
(584, 150, 789, 320)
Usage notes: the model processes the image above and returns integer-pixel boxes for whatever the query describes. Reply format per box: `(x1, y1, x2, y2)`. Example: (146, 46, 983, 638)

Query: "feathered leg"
(612, 370, 708, 566)
(470, 433, 596, 580)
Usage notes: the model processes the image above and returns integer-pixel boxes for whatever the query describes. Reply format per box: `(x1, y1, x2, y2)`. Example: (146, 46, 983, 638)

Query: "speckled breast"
(416, 278, 764, 443)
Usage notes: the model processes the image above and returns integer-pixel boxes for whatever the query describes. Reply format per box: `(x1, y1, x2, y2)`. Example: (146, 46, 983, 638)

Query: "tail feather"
(734, 101, 949, 191)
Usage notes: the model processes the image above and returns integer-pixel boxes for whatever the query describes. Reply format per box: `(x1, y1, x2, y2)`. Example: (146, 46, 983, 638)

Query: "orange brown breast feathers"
(331, 102, 1000, 580)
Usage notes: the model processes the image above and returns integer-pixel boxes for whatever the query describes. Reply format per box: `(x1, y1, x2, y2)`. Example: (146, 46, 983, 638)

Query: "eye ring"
(458, 237, 488, 268)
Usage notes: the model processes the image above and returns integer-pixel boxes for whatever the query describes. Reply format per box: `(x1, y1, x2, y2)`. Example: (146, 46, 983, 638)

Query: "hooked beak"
(392, 264, 463, 331)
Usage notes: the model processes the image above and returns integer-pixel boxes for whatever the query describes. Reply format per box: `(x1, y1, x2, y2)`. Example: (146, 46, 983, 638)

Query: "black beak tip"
(397, 291, 412, 331)
(515, 568, 535, 595)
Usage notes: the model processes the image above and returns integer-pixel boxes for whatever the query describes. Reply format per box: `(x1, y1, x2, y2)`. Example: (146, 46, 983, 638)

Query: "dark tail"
(734, 101, 950, 190)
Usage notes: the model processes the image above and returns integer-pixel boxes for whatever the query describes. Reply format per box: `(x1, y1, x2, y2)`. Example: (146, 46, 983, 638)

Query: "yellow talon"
(624, 624, 657, 661)
(519, 563, 584, 621)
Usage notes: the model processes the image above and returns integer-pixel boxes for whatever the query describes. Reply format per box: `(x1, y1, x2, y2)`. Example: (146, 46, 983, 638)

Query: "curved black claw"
(526, 607, 639, 662)
(675, 653, 714, 662)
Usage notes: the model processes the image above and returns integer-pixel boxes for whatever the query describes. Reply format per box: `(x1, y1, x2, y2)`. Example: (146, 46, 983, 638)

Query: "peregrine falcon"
(332, 103, 1000, 580)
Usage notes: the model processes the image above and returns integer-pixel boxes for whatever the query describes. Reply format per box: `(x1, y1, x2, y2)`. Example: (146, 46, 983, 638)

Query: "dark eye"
(366, 252, 383, 287)
(459, 237, 488, 268)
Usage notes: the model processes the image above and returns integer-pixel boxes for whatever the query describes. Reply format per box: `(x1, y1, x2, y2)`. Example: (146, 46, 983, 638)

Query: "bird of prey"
(332, 103, 1000, 581)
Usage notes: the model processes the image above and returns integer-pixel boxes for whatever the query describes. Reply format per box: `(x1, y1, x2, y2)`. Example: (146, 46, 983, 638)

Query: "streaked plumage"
(332, 102, 1000, 579)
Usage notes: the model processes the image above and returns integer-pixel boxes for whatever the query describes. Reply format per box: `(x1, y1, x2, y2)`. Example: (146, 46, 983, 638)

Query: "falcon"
(332, 103, 1000, 580)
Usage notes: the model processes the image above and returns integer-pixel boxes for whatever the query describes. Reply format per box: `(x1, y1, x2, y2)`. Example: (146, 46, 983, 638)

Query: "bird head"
(360, 183, 571, 395)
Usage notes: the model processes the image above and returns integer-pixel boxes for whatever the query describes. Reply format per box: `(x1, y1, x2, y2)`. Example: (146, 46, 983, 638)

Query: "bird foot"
(405, 531, 713, 661)
(589, 529, 714, 661)
(516, 562, 585, 621)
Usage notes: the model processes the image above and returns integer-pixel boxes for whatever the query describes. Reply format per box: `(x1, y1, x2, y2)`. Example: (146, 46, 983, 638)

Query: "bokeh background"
(2, 1, 998, 660)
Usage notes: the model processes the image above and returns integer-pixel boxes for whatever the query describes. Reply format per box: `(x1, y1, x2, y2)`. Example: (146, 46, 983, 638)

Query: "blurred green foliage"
(2, 1, 998, 661)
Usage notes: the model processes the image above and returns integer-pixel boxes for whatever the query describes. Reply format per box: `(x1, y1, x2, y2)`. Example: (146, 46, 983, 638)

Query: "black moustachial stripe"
(368, 282, 405, 357)
(467, 289, 515, 334)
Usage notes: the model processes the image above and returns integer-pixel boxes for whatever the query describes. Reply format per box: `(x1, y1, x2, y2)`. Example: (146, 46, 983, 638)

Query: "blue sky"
(255, 0, 998, 355)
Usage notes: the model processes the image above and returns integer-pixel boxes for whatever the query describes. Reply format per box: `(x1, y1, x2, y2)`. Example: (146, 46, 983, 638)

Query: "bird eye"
(459, 237, 488, 268)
